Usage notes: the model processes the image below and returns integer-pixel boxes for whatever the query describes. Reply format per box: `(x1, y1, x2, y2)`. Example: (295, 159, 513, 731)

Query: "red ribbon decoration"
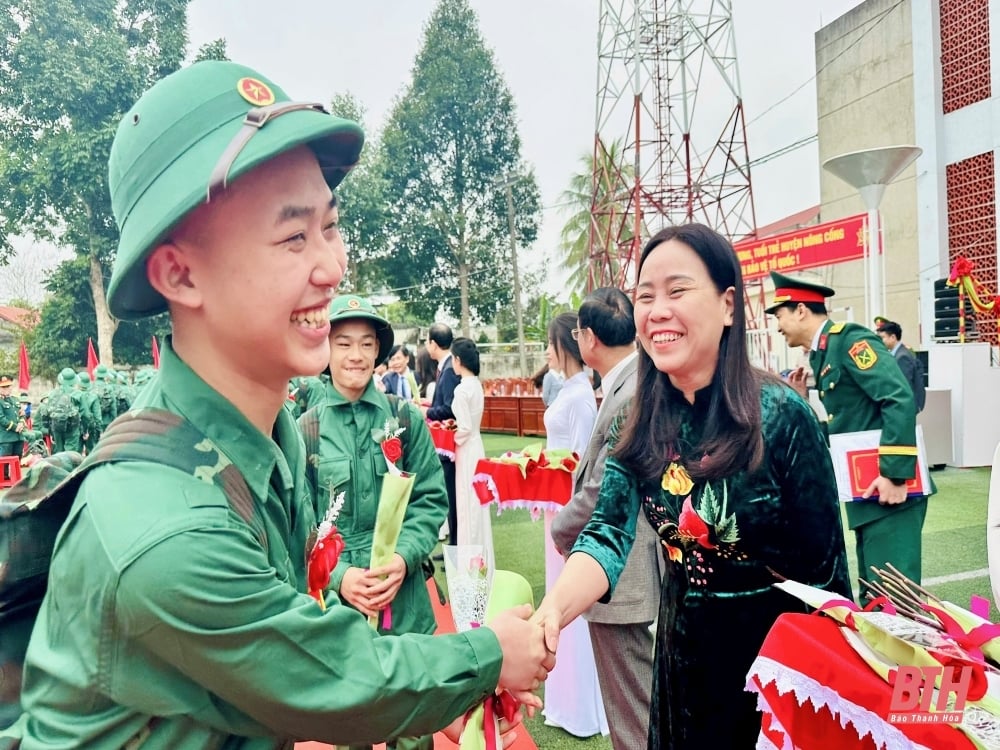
(919, 602, 1000, 662)
(478, 690, 520, 750)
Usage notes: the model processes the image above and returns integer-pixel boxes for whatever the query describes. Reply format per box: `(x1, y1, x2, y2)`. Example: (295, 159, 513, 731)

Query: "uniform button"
(830, 382, 836, 390)
(828, 414, 835, 422)
(820, 391, 825, 398)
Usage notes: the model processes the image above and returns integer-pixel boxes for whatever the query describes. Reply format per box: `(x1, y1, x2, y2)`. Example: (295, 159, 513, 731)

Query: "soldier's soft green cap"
(765, 271, 835, 314)
(106, 60, 365, 321)
(58, 368, 78, 386)
(328, 295, 394, 364)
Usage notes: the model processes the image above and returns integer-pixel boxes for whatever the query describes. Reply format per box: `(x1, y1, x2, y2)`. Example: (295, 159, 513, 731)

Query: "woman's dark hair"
(614, 223, 769, 482)
(451, 337, 480, 376)
(531, 363, 549, 390)
(416, 347, 437, 398)
(548, 312, 584, 370)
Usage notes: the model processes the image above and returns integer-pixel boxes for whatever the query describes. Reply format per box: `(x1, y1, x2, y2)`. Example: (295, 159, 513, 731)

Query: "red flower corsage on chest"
(307, 491, 346, 610)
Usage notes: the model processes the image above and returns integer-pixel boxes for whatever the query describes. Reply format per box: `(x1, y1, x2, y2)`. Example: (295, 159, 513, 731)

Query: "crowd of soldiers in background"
(3, 350, 414, 466)
(0, 365, 155, 463)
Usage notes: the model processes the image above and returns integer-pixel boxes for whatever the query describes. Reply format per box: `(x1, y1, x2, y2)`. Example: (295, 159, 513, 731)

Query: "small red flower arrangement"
(372, 417, 406, 470)
(307, 491, 346, 610)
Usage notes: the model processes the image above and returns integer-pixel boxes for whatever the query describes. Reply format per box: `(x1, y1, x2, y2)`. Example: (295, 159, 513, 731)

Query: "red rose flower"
(382, 436, 403, 463)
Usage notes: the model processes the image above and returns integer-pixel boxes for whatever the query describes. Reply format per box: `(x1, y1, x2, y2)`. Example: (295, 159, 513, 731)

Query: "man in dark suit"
(550, 288, 663, 750)
(877, 320, 926, 413)
(424, 323, 461, 545)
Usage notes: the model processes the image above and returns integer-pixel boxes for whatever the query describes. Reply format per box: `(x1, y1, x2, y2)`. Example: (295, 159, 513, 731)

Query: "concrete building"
(816, 0, 920, 340)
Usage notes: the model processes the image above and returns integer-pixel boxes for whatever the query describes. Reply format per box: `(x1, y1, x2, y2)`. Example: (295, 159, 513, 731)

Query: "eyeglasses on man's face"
(571, 327, 586, 341)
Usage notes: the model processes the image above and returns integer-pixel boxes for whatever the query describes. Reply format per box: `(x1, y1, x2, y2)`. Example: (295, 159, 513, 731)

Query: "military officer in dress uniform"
(0, 375, 23, 459)
(767, 271, 927, 586)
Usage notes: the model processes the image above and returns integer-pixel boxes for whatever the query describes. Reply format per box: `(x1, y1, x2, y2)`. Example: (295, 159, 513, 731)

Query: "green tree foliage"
(328, 92, 390, 296)
(31, 256, 169, 379)
(0, 0, 191, 365)
(379, 0, 541, 334)
(193, 37, 227, 62)
(558, 138, 644, 295)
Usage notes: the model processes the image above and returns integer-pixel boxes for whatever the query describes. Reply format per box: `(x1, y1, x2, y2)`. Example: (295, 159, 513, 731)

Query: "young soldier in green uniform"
(300, 294, 448, 750)
(75, 371, 103, 453)
(768, 271, 927, 585)
(0, 375, 22, 459)
(39, 368, 84, 453)
(93, 363, 118, 431)
(8, 60, 550, 748)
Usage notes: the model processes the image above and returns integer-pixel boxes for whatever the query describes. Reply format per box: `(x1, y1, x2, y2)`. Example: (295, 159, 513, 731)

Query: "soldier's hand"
(863, 476, 908, 505)
(788, 367, 808, 398)
(441, 702, 525, 747)
(490, 604, 552, 710)
(339, 567, 378, 618)
(367, 553, 406, 610)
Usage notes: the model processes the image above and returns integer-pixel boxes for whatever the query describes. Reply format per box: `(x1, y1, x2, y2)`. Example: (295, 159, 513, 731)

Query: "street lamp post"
(822, 145, 922, 324)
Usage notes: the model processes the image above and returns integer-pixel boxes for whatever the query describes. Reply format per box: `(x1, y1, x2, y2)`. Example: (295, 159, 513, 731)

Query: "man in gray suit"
(550, 287, 664, 750)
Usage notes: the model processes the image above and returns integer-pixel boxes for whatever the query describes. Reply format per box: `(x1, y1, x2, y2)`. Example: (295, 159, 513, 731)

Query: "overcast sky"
(5, 0, 868, 304)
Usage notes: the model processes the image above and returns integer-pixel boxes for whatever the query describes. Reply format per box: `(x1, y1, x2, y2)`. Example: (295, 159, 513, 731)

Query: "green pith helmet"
(57, 368, 78, 387)
(94, 364, 109, 380)
(106, 60, 365, 321)
(327, 295, 394, 364)
(77, 371, 92, 389)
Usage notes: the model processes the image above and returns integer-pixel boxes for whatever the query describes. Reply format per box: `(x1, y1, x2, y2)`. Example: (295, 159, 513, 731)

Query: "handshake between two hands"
(442, 600, 564, 748)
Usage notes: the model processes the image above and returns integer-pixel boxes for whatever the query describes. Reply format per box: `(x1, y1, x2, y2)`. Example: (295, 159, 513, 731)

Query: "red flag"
(17, 340, 30, 391)
(86, 338, 99, 380)
(151, 335, 160, 369)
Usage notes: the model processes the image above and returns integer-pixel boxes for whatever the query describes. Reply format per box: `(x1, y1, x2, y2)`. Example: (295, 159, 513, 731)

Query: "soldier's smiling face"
(772, 304, 811, 349)
(328, 320, 379, 402)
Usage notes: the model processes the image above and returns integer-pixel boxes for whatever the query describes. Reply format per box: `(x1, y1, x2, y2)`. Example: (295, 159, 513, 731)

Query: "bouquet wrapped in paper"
(367, 417, 416, 629)
(442, 545, 533, 750)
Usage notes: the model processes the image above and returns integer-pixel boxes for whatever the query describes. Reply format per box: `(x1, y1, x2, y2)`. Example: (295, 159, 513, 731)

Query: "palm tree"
(557, 138, 641, 295)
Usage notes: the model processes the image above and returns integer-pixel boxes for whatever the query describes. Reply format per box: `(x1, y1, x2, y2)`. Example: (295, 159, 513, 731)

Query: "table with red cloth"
(427, 420, 457, 460)
(746, 613, 977, 750)
(471, 458, 573, 517)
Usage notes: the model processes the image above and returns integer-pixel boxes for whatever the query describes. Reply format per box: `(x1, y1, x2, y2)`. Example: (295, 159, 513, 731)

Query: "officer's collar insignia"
(237, 77, 275, 106)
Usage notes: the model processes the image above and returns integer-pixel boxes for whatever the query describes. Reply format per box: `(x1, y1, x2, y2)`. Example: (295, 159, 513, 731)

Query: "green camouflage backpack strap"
(1, 407, 264, 612)
(299, 404, 321, 495)
(0, 408, 262, 739)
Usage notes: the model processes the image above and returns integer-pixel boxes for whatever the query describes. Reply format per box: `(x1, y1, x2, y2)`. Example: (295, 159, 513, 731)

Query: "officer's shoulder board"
(828, 322, 846, 334)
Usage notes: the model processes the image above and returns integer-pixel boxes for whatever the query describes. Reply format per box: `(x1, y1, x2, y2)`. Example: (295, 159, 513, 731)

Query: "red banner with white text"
(734, 214, 867, 281)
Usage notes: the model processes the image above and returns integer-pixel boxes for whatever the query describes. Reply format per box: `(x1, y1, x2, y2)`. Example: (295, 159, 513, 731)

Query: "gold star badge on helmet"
(237, 77, 275, 106)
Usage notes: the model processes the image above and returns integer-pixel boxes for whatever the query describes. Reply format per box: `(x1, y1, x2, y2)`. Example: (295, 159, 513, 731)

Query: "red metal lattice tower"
(588, 0, 763, 325)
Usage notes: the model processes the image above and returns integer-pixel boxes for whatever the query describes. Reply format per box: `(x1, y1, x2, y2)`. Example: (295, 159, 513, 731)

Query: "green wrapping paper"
(367, 468, 415, 629)
(458, 570, 534, 750)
